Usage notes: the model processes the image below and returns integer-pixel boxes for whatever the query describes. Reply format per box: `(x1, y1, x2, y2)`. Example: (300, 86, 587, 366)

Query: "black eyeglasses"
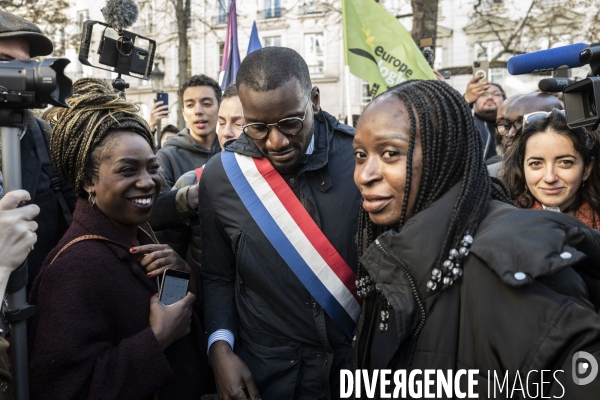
(242, 98, 311, 140)
(496, 119, 523, 137)
(496, 109, 565, 137)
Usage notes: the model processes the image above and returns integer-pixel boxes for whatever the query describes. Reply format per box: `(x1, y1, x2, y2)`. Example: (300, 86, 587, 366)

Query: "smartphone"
(473, 60, 489, 83)
(97, 36, 151, 76)
(439, 70, 452, 79)
(156, 92, 168, 106)
(158, 269, 190, 305)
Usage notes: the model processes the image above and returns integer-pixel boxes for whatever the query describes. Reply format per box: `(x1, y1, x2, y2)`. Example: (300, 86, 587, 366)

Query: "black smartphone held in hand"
(159, 269, 190, 305)
(156, 92, 168, 106)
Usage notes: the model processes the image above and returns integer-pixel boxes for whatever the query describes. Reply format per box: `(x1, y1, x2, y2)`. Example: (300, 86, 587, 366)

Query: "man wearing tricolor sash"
(200, 47, 361, 400)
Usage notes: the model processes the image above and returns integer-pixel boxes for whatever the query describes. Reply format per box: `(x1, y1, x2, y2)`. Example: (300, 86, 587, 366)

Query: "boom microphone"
(538, 77, 575, 92)
(101, 0, 139, 32)
(507, 43, 588, 75)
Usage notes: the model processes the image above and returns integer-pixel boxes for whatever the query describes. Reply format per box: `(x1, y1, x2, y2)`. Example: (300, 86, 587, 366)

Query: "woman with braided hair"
(353, 80, 600, 398)
(28, 78, 212, 399)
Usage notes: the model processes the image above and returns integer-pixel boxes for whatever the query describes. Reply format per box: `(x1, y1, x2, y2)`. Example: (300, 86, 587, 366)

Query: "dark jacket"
(355, 183, 600, 399)
(28, 199, 211, 400)
(166, 171, 202, 265)
(200, 110, 360, 400)
(473, 113, 497, 161)
(156, 128, 220, 188)
(21, 117, 77, 288)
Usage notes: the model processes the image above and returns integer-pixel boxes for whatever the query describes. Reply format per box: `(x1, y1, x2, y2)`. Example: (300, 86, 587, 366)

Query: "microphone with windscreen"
(538, 78, 574, 92)
(507, 43, 589, 75)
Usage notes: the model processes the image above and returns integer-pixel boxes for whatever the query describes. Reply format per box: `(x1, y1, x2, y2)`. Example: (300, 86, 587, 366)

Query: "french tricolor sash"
(221, 151, 360, 338)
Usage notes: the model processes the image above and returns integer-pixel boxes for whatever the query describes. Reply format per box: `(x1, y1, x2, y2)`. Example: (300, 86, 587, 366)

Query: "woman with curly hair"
(29, 78, 212, 399)
(503, 108, 600, 228)
(353, 80, 600, 399)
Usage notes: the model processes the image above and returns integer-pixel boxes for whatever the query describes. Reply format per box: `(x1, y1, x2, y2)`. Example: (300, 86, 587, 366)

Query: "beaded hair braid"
(356, 80, 511, 282)
(46, 78, 155, 198)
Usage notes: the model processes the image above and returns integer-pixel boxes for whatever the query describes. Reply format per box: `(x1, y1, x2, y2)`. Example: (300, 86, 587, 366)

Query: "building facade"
(54, 0, 593, 128)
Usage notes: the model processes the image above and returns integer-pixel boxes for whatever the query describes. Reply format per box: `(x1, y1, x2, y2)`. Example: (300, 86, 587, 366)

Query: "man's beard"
(270, 124, 315, 173)
(476, 108, 497, 121)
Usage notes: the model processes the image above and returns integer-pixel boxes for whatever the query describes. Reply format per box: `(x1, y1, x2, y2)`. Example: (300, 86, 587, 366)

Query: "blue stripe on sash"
(221, 151, 356, 337)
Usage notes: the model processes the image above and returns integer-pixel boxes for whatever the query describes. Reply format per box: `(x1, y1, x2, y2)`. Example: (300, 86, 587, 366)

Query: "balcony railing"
(299, 3, 324, 15)
(258, 7, 283, 19)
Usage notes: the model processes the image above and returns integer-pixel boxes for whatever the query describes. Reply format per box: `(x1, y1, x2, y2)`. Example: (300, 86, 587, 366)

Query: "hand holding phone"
(149, 99, 169, 132)
(156, 92, 169, 106)
(464, 61, 491, 104)
(149, 291, 195, 350)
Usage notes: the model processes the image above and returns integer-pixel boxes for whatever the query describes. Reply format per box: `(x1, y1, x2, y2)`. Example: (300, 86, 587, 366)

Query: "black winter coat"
(29, 199, 211, 399)
(200, 110, 361, 400)
(20, 117, 77, 288)
(355, 183, 600, 399)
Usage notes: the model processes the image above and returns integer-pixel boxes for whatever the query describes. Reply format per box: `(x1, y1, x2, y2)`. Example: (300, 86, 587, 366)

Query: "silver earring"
(88, 191, 96, 207)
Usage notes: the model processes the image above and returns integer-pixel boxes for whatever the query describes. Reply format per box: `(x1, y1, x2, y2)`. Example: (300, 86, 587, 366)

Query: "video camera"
(507, 43, 600, 130)
(0, 58, 72, 110)
(562, 44, 600, 130)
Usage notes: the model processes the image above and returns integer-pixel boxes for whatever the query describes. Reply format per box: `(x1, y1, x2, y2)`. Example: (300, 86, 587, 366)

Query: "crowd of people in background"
(1, 8, 600, 400)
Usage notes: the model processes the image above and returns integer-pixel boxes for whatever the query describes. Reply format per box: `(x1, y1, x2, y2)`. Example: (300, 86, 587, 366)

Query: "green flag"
(342, 0, 436, 97)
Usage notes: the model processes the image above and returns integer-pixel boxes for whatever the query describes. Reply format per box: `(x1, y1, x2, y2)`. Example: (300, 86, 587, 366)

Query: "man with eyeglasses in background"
(199, 47, 360, 400)
(488, 92, 563, 178)
(464, 76, 506, 161)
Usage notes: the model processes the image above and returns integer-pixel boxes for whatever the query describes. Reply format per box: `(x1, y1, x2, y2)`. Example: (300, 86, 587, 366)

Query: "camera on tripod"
(563, 43, 600, 130)
(0, 58, 72, 110)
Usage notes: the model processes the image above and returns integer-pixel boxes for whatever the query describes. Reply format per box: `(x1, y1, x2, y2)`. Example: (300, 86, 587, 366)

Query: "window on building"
(361, 81, 372, 105)
(477, 0, 504, 12)
(137, 1, 153, 35)
(218, 0, 231, 24)
(474, 41, 503, 62)
(264, 0, 282, 18)
(490, 67, 503, 84)
(264, 36, 281, 47)
(218, 42, 225, 70)
(301, 0, 323, 14)
(304, 33, 324, 75)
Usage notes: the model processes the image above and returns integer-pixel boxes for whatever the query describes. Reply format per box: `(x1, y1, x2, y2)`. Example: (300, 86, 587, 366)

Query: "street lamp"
(150, 62, 165, 147)
(151, 62, 165, 92)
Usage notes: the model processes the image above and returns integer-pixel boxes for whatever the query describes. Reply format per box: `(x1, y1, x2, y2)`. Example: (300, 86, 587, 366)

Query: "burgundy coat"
(28, 199, 210, 399)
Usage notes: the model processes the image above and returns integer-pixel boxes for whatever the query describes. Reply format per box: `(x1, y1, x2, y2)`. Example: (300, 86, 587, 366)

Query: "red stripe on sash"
(252, 157, 358, 301)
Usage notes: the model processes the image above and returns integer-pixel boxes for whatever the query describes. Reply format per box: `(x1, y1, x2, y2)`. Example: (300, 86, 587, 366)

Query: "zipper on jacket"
(234, 231, 246, 293)
(376, 239, 427, 367)
(353, 295, 369, 371)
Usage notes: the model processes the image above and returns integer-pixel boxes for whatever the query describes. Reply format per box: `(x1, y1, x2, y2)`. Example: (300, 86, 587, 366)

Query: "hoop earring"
(88, 191, 96, 207)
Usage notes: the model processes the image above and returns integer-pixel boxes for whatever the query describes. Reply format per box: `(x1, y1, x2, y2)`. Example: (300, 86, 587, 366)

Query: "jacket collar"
(363, 182, 463, 299)
(365, 181, 598, 293)
(71, 198, 155, 251)
(163, 128, 221, 155)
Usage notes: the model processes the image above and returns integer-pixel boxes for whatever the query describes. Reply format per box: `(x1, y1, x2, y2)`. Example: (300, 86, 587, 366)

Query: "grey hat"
(0, 10, 53, 57)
